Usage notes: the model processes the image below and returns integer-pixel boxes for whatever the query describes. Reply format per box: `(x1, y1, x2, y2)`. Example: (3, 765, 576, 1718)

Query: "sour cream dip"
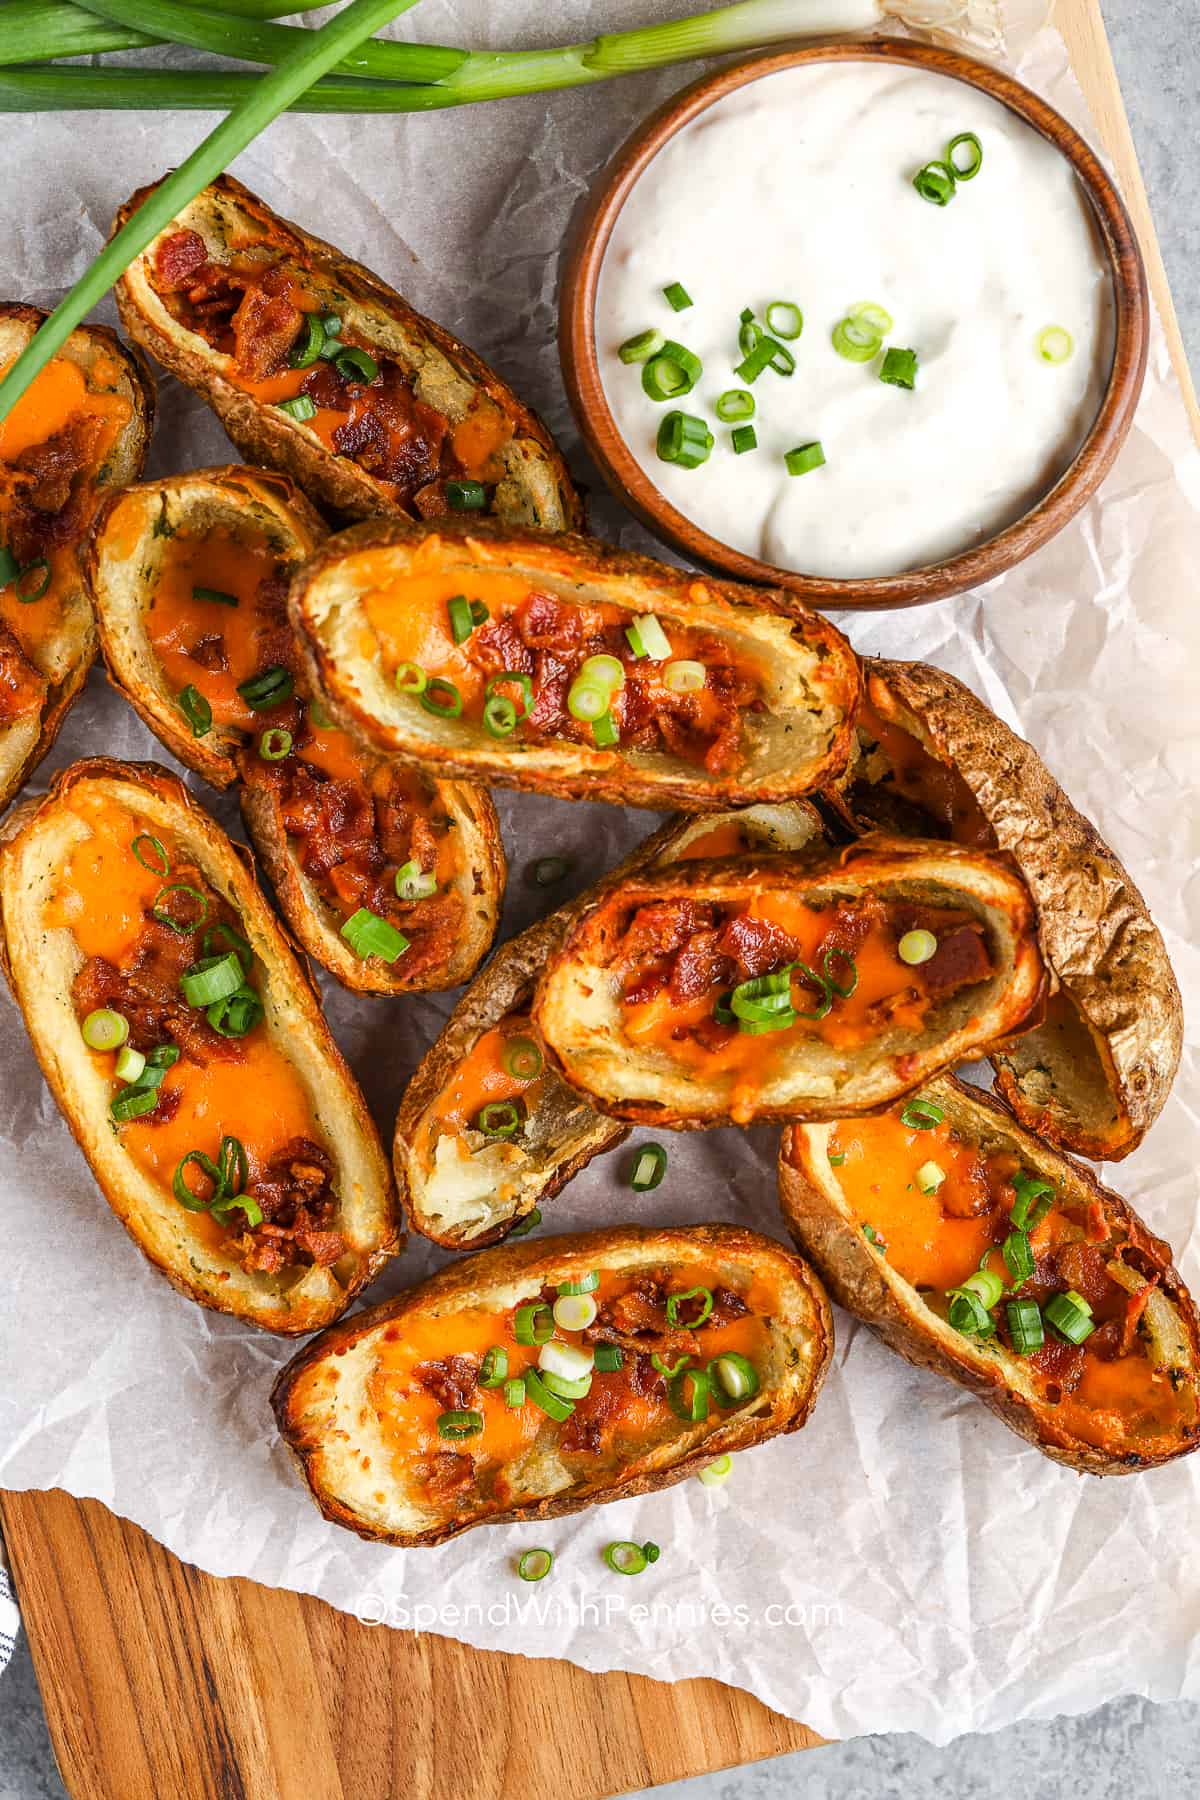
(596, 61, 1114, 580)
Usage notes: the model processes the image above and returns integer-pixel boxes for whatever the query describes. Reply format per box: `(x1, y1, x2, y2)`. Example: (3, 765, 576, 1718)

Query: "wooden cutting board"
(2, 5, 1196, 1796)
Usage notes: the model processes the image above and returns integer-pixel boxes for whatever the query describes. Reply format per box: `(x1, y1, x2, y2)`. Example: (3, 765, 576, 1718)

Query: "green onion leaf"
(446, 479, 487, 511)
(340, 907, 409, 964)
(947, 131, 983, 180)
(437, 1409, 484, 1440)
(784, 441, 825, 477)
(618, 327, 664, 365)
(238, 665, 294, 711)
(178, 684, 213, 739)
(900, 1099, 944, 1131)
(151, 882, 209, 934)
(879, 348, 918, 390)
(662, 281, 693, 312)
(629, 1143, 667, 1192)
(179, 952, 244, 1009)
(730, 424, 757, 455)
(192, 585, 238, 608)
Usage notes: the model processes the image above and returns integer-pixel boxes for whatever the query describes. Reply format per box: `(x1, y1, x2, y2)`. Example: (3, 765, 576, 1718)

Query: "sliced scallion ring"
(913, 160, 957, 206)
(848, 301, 894, 336)
(114, 1045, 146, 1085)
(730, 424, 757, 455)
(900, 1098, 945, 1131)
(629, 1142, 667, 1192)
(604, 1541, 648, 1576)
(517, 1548, 553, 1582)
(289, 311, 326, 368)
(593, 1344, 623, 1372)
(514, 1303, 555, 1347)
(566, 677, 611, 723)
(715, 388, 754, 422)
(1036, 326, 1074, 365)
(238, 665, 293, 711)
(663, 659, 705, 693)
(557, 1270, 600, 1296)
(656, 409, 713, 468)
(785, 441, 825, 477)
(1006, 1298, 1044, 1356)
(477, 1100, 521, 1137)
(151, 882, 209, 934)
(479, 1346, 509, 1388)
(618, 327, 664, 365)
(553, 1293, 598, 1332)
(502, 1036, 543, 1080)
(898, 929, 937, 966)
(508, 1208, 542, 1239)
(832, 317, 881, 363)
(333, 345, 378, 385)
(709, 1352, 760, 1405)
(765, 300, 803, 340)
(446, 479, 487, 512)
(668, 1366, 712, 1422)
(178, 684, 212, 739)
(420, 677, 463, 719)
(394, 662, 428, 695)
(82, 1007, 129, 1051)
(131, 833, 169, 875)
(179, 951, 244, 1009)
(504, 1377, 527, 1407)
(523, 1368, 574, 1421)
(697, 1453, 733, 1488)
(625, 613, 671, 661)
(395, 859, 437, 901)
(579, 653, 625, 691)
(278, 394, 317, 423)
(447, 594, 477, 644)
(947, 131, 983, 180)
(666, 1285, 713, 1328)
(436, 1409, 483, 1440)
(662, 281, 693, 312)
(592, 711, 619, 748)
(642, 340, 702, 400)
(486, 671, 534, 719)
(340, 907, 409, 964)
(879, 347, 918, 389)
(258, 727, 292, 761)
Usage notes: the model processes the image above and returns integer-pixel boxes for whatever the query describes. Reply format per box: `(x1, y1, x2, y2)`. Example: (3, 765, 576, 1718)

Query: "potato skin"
(290, 514, 862, 812)
(396, 803, 830, 1247)
(533, 837, 1047, 1129)
(112, 173, 581, 533)
(85, 466, 505, 994)
(836, 658, 1182, 1159)
(0, 305, 155, 814)
(778, 1077, 1200, 1475)
(0, 758, 400, 1333)
(272, 1223, 834, 1547)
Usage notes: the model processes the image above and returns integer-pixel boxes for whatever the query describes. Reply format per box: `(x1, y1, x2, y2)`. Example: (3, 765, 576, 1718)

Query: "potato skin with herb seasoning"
(832, 658, 1182, 1159)
(0, 758, 399, 1333)
(271, 1223, 833, 1547)
(778, 1077, 1200, 1475)
(112, 173, 581, 532)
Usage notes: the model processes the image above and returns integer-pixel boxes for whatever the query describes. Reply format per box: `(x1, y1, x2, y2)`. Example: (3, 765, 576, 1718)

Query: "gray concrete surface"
(0, 1, 1195, 1795)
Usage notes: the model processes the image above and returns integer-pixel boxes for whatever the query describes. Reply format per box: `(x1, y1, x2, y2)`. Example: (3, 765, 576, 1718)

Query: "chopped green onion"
(110, 1084, 160, 1123)
(447, 595, 477, 644)
(523, 1368, 574, 1421)
(1001, 1229, 1035, 1283)
(822, 948, 858, 998)
(207, 984, 263, 1038)
(960, 1268, 1004, 1310)
(217, 1137, 248, 1201)
(446, 480, 487, 511)
(1006, 1298, 1044, 1355)
(618, 328, 664, 365)
(738, 318, 762, 357)
(629, 614, 671, 661)
(508, 1208, 542, 1239)
(258, 727, 293, 760)
(592, 711, 619, 748)
(540, 1341, 594, 1382)
(502, 1037, 543, 1081)
(900, 1099, 944, 1131)
(697, 1453, 733, 1488)
(898, 929, 937, 966)
(553, 1293, 598, 1332)
(656, 409, 713, 468)
(580, 654, 625, 691)
(668, 1366, 712, 1422)
(642, 341, 702, 400)
(131, 834, 169, 876)
(663, 659, 705, 694)
(340, 907, 409, 964)
(662, 281, 693, 312)
(192, 585, 238, 608)
(558, 1270, 600, 1296)
(151, 883, 208, 934)
(173, 1150, 222, 1211)
(947, 1287, 994, 1338)
(289, 312, 326, 369)
(735, 334, 793, 383)
(541, 1370, 593, 1401)
(477, 1100, 521, 1137)
(179, 952, 244, 1009)
(517, 1548, 553, 1582)
(651, 1353, 691, 1378)
(437, 1410, 484, 1440)
(394, 662, 428, 695)
(529, 856, 570, 887)
(504, 1378, 527, 1408)
(395, 860, 437, 901)
(82, 1008, 129, 1052)
(604, 1542, 648, 1576)
(1036, 326, 1074, 365)
(730, 424, 757, 455)
(114, 1045, 146, 1085)
(278, 394, 317, 422)
(567, 677, 611, 723)
(666, 1285, 713, 1328)
(849, 301, 895, 336)
(880, 348, 918, 390)
(333, 345, 378, 385)
(642, 1542, 661, 1564)
(715, 388, 754, 422)
(486, 672, 533, 719)
(709, 1351, 759, 1404)
(913, 160, 957, 206)
(947, 131, 983, 180)
(765, 300, 803, 340)
(479, 1347, 509, 1388)
(420, 677, 463, 718)
(0, 547, 17, 586)
(785, 441, 825, 477)
(1010, 1170, 1056, 1231)
(832, 317, 882, 363)
(630, 1143, 667, 1192)
(862, 1223, 885, 1245)
(1045, 1290, 1095, 1345)
(482, 694, 516, 738)
(739, 307, 756, 325)
(514, 1303, 555, 1347)
(178, 684, 212, 739)
(916, 1160, 945, 1195)
(238, 665, 294, 711)
(594, 1344, 624, 1373)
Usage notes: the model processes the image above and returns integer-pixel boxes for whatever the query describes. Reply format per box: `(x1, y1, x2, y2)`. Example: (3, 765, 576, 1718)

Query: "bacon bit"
(154, 229, 209, 291)
(231, 269, 304, 381)
(414, 1354, 480, 1412)
(1028, 1336, 1087, 1391)
(708, 1286, 750, 1328)
(627, 1352, 666, 1397)
(922, 924, 993, 996)
(1119, 1277, 1159, 1357)
(516, 590, 582, 654)
(715, 912, 801, 980)
(893, 1052, 922, 1081)
(188, 634, 228, 673)
(623, 969, 667, 1007)
(1084, 1198, 1112, 1244)
(470, 616, 535, 680)
(423, 1451, 476, 1497)
(0, 622, 47, 727)
(1053, 1241, 1114, 1314)
(669, 928, 734, 1003)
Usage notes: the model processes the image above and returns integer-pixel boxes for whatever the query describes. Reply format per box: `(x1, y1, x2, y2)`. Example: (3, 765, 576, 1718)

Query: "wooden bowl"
(559, 38, 1149, 611)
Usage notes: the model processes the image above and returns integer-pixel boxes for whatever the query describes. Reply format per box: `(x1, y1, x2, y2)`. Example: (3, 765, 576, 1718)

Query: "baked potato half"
(779, 1077, 1200, 1474)
(0, 304, 154, 813)
(113, 173, 580, 532)
(397, 802, 828, 1247)
(0, 758, 399, 1332)
(533, 837, 1046, 1128)
(85, 466, 505, 993)
(290, 516, 861, 812)
(834, 659, 1181, 1159)
(272, 1223, 833, 1546)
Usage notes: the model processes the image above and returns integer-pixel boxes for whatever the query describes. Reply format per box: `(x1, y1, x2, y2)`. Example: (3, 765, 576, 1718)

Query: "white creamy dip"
(596, 62, 1114, 579)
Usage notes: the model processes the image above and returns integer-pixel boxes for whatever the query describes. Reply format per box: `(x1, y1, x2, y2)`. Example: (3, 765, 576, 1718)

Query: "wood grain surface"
(3, 3, 1197, 1797)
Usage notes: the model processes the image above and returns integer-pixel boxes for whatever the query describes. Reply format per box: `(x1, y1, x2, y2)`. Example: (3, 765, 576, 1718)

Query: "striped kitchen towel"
(0, 1536, 19, 1674)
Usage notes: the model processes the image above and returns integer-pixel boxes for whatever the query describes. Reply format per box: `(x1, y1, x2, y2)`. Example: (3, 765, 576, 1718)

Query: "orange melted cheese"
(50, 793, 323, 1234)
(145, 524, 285, 729)
(367, 1267, 774, 1504)
(858, 695, 993, 848)
(428, 1020, 545, 1139)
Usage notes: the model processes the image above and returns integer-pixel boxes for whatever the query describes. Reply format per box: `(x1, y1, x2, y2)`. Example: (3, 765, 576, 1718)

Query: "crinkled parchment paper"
(2, 1, 1198, 1746)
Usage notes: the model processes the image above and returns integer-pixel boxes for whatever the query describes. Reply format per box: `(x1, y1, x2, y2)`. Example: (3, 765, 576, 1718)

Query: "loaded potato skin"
(272, 1223, 833, 1547)
(532, 837, 1046, 1129)
(85, 466, 504, 994)
(0, 304, 154, 814)
(779, 1077, 1200, 1474)
(833, 658, 1181, 1159)
(0, 758, 399, 1332)
(289, 515, 861, 812)
(113, 174, 580, 533)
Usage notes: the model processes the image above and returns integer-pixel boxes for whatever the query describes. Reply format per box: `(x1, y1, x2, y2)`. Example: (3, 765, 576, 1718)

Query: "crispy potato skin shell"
(778, 1077, 1200, 1475)
(396, 804, 830, 1247)
(0, 757, 400, 1332)
(85, 465, 328, 790)
(85, 466, 505, 994)
(289, 514, 862, 812)
(532, 837, 1046, 1129)
(0, 305, 155, 814)
(835, 658, 1182, 1159)
(112, 173, 581, 532)
(271, 1223, 834, 1547)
